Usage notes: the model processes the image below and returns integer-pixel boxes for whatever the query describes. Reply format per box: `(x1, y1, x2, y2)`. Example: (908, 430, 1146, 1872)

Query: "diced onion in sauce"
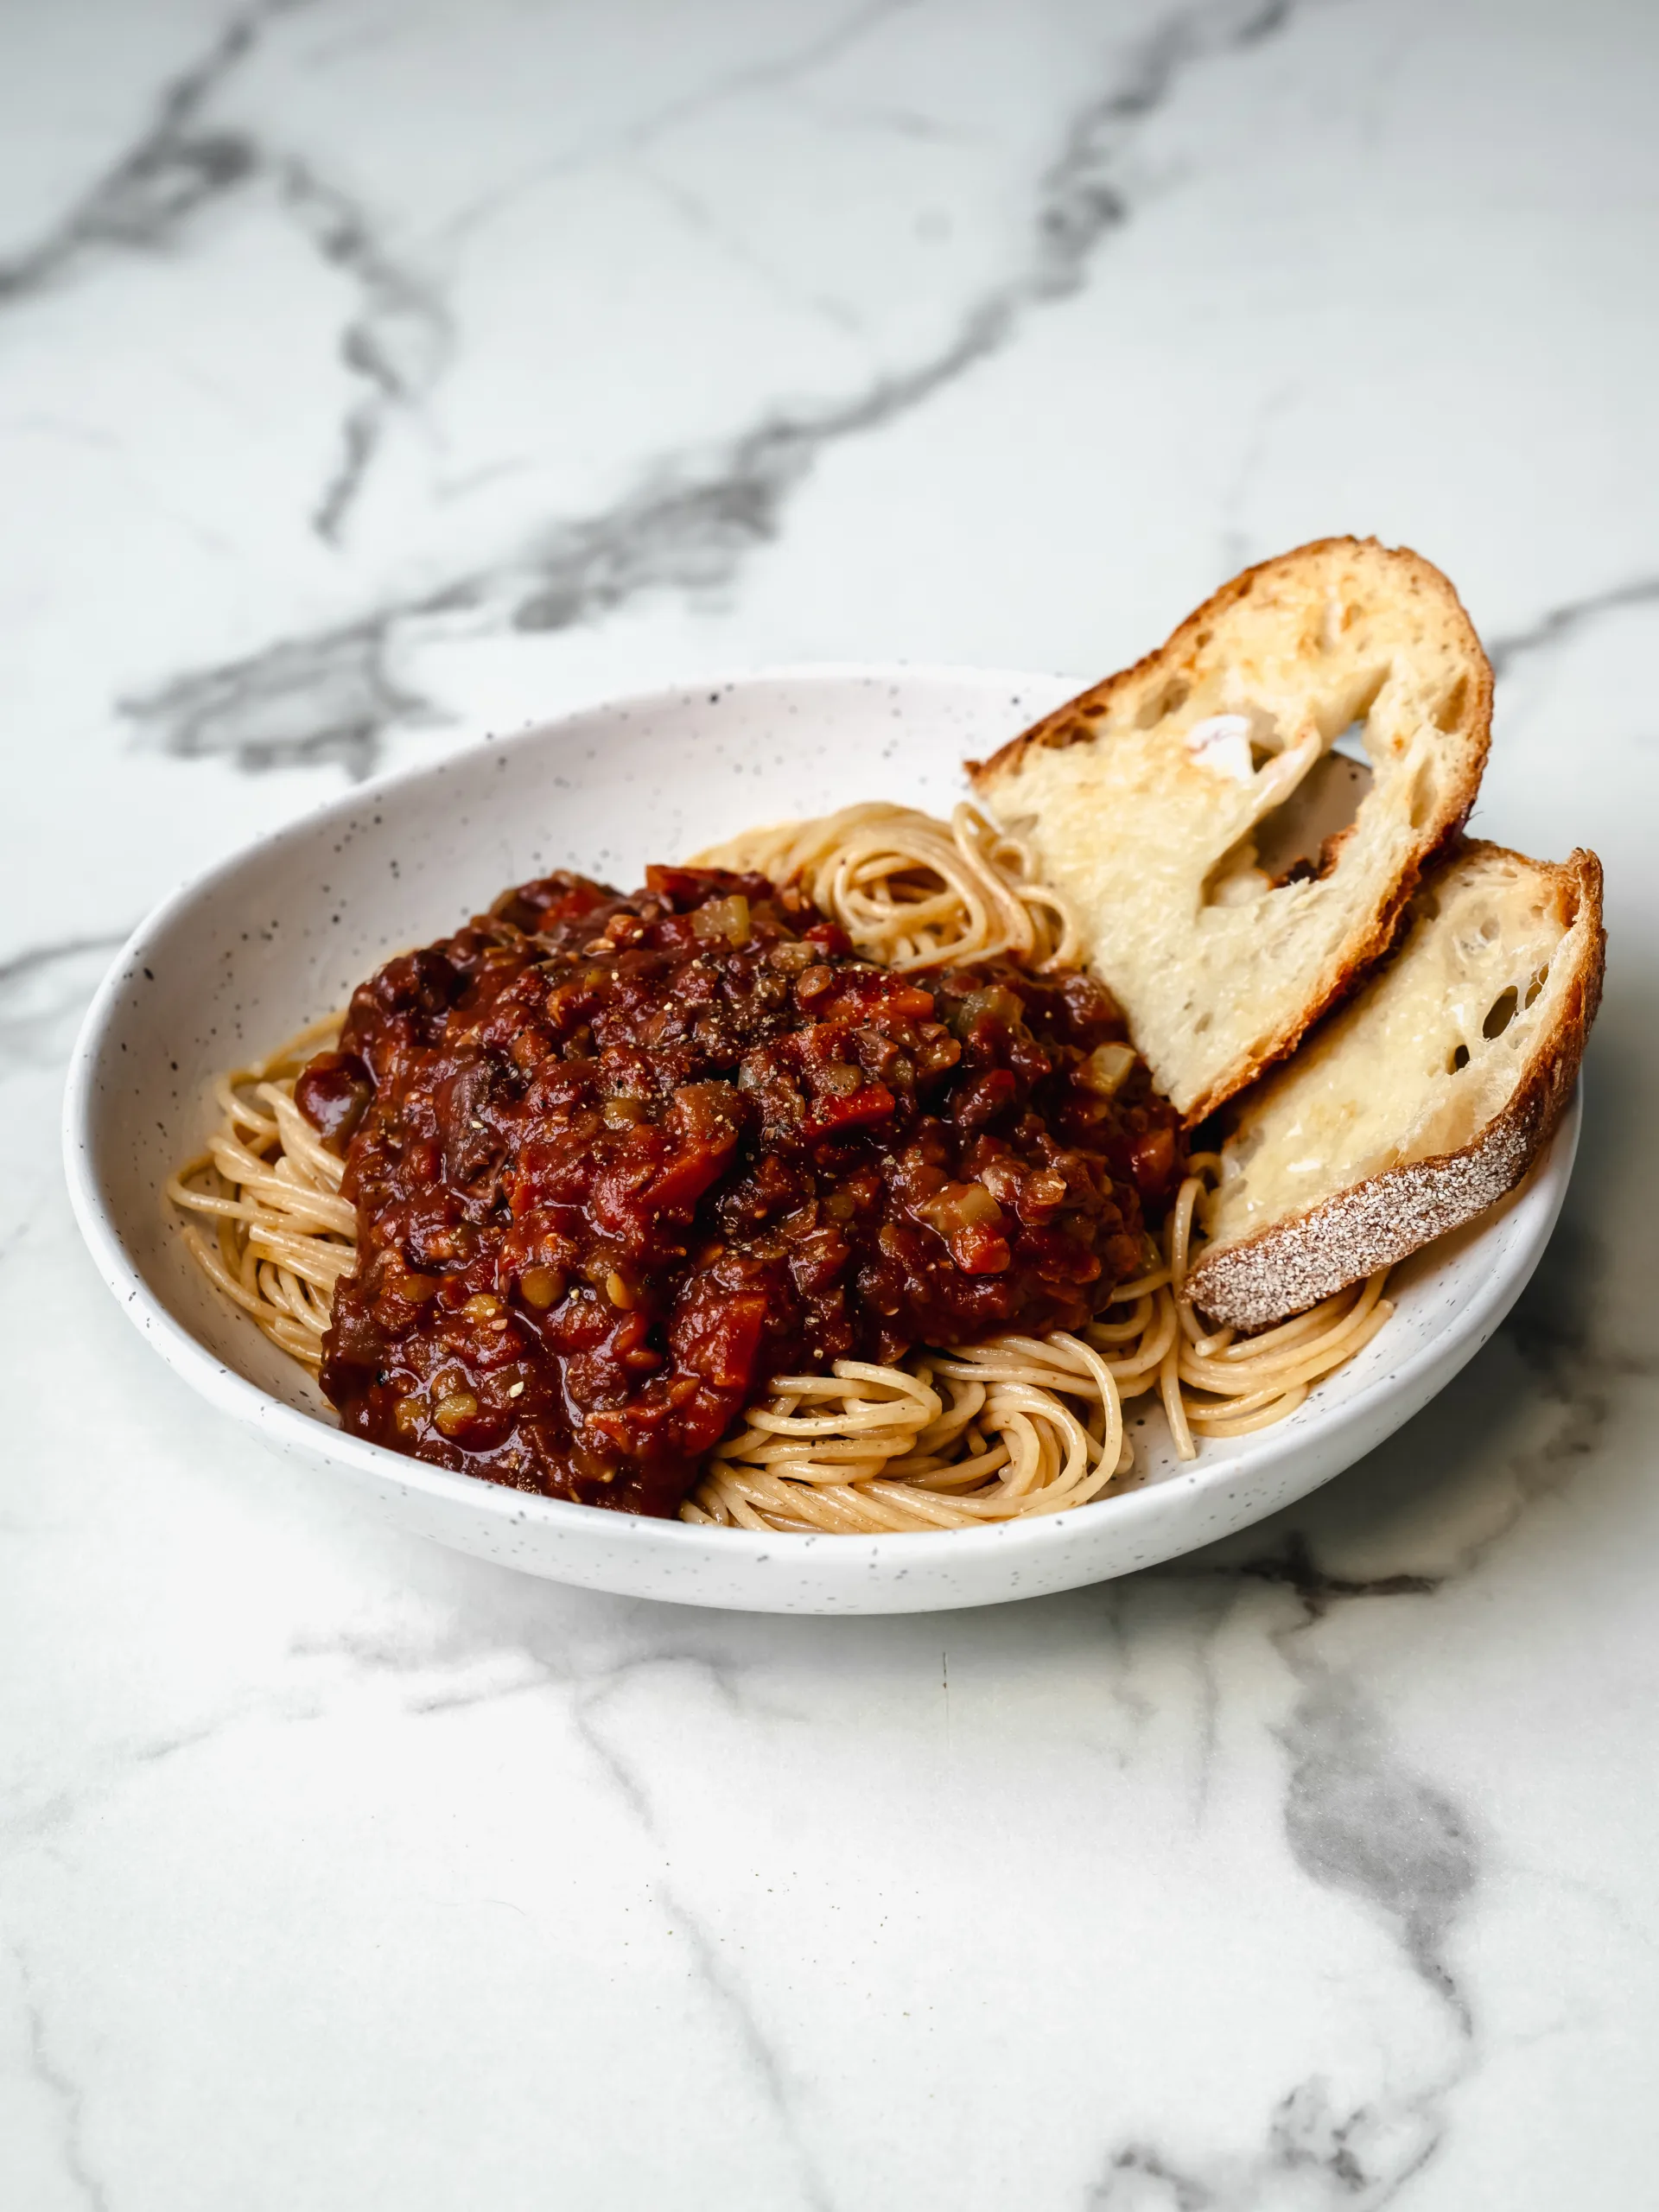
(917, 1181, 1004, 1234)
(693, 894, 751, 948)
(1079, 1041, 1138, 1096)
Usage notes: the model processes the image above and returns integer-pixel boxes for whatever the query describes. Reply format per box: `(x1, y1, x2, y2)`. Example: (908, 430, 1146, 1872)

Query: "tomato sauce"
(300, 866, 1184, 1517)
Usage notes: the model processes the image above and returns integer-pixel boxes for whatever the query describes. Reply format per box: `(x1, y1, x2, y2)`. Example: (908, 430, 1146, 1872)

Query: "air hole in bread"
(1137, 678, 1190, 728)
(1408, 760, 1439, 830)
(1449, 1042, 1471, 1072)
(1042, 713, 1093, 752)
(1523, 964, 1548, 1007)
(1435, 673, 1470, 732)
(1204, 744, 1374, 904)
(1228, 1128, 1262, 1171)
(1483, 985, 1519, 1039)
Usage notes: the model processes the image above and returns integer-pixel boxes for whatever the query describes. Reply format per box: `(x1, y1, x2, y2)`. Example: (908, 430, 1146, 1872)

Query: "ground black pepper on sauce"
(299, 867, 1185, 1518)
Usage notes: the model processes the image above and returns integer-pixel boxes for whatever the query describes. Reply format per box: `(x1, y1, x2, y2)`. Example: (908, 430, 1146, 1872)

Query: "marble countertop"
(5, 2, 1657, 2204)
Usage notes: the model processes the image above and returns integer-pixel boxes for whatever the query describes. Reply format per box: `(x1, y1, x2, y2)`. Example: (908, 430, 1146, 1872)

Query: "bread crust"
(1183, 846, 1605, 1332)
(969, 537, 1496, 1123)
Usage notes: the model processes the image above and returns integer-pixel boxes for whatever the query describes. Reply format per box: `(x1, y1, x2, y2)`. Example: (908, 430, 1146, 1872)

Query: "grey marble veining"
(102, 0, 1314, 779)
(0, 937, 132, 1075)
(0, 0, 449, 548)
(3, 1, 1657, 2206)
(1485, 576, 1659, 679)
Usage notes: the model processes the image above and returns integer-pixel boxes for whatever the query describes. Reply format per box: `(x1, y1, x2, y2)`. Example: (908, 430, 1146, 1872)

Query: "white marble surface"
(4, 1, 1657, 2203)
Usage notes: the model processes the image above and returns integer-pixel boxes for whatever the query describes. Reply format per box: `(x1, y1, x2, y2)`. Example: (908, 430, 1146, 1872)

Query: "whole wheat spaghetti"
(167, 1014, 355, 1375)
(694, 801, 1084, 973)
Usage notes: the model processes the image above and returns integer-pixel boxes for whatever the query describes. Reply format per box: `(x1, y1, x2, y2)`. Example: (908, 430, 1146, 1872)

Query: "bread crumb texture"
(972, 537, 1492, 1120)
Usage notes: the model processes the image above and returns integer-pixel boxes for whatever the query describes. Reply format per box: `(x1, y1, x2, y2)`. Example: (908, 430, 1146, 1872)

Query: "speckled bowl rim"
(61, 664, 1579, 1591)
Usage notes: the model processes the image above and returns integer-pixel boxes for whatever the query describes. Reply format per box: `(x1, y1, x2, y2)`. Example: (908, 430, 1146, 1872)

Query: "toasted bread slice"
(1184, 842, 1605, 1332)
(969, 537, 1493, 1121)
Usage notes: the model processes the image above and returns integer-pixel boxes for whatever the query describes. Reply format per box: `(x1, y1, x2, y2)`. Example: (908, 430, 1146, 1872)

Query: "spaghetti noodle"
(168, 1014, 354, 1376)
(694, 802, 1084, 973)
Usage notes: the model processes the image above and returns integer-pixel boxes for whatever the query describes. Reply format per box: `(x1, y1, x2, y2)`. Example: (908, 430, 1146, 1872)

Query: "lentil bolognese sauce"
(297, 864, 1184, 1519)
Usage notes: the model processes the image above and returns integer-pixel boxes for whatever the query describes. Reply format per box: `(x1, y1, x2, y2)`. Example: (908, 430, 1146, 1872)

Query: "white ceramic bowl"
(64, 667, 1576, 1614)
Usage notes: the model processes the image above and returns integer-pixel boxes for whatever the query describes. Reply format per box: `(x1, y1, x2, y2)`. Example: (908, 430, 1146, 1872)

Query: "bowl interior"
(67, 666, 1573, 1594)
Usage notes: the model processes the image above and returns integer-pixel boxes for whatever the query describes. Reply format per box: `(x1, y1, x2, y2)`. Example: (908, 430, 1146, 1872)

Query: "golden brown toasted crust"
(969, 537, 1496, 1123)
(1184, 846, 1605, 1332)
